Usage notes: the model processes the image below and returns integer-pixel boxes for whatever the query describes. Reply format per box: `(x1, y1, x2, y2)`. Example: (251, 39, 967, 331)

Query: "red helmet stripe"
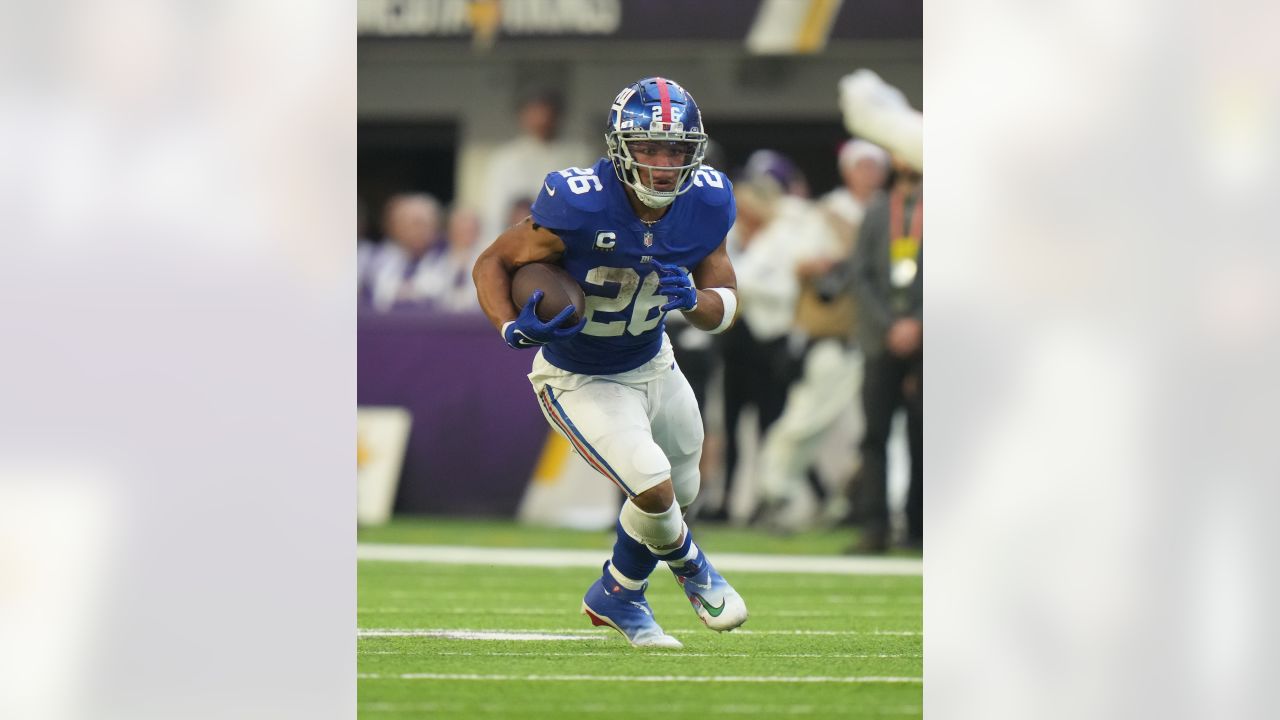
(655, 77, 673, 125)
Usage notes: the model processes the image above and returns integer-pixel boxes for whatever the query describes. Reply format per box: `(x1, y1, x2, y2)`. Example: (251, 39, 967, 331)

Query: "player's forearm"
(472, 252, 519, 330)
(683, 287, 737, 334)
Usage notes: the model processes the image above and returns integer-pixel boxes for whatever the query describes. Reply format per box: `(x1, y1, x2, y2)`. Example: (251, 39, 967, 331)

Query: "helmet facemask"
(607, 129, 708, 209)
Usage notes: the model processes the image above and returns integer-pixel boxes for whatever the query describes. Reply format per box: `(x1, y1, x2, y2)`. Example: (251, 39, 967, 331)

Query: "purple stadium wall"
(357, 309, 548, 516)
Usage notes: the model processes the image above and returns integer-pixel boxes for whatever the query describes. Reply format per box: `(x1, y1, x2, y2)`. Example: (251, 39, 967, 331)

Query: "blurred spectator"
(706, 151, 830, 523)
(421, 205, 484, 313)
(360, 192, 444, 311)
(701, 139, 727, 174)
(822, 140, 891, 239)
(479, 88, 592, 243)
(744, 147, 812, 198)
(849, 152, 923, 552)
(504, 196, 535, 232)
(754, 140, 890, 531)
(357, 196, 374, 293)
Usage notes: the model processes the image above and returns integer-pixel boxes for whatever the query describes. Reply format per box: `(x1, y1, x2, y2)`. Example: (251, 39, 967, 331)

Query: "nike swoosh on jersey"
(544, 182, 556, 196)
(691, 592, 726, 617)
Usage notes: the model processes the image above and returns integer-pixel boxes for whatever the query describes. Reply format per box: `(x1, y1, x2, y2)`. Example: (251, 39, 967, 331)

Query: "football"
(511, 262, 586, 324)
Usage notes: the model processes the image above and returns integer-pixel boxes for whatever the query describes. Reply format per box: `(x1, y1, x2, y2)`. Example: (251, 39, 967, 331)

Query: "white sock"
(607, 562, 646, 591)
(665, 540, 700, 568)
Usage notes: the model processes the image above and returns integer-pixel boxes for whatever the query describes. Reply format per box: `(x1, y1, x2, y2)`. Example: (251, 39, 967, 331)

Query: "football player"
(473, 77, 748, 648)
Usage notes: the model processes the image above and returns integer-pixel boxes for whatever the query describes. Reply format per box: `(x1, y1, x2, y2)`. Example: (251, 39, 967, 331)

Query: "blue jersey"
(530, 157, 735, 375)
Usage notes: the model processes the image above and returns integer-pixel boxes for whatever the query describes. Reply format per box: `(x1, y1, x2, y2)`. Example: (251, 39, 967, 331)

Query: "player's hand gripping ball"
(504, 263, 587, 350)
(510, 262, 586, 323)
(503, 290, 586, 349)
(651, 259, 698, 313)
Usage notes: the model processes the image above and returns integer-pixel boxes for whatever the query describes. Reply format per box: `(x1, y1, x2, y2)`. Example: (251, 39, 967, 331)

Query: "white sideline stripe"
(357, 543, 922, 576)
(359, 628, 920, 638)
(738, 629, 922, 637)
(359, 608, 571, 615)
(360, 701, 922, 716)
(358, 672, 921, 684)
(359, 629, 605, 641)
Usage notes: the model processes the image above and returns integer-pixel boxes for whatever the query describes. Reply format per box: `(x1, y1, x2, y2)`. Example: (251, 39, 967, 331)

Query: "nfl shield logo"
(643, 231, 654, 247)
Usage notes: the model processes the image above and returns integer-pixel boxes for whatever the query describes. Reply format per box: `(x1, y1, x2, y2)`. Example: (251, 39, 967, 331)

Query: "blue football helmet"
(605, 77, 708, 209)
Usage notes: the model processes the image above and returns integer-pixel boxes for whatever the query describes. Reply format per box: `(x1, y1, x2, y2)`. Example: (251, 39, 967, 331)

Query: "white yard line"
(358, 672, 922, 684)
(361, 650, 921, 659)
(359, 608, 904, 618)
(358, 543, 922, 576)
(358, 628, 920, 639)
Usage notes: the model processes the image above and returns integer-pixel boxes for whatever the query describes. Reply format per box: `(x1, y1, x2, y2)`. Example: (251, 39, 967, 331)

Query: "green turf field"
(358, 520, 922, 719)
(358, 516, 922, 557)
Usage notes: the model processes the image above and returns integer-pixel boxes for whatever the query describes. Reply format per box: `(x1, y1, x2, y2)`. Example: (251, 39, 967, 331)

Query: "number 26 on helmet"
(605, 77, 708, 209)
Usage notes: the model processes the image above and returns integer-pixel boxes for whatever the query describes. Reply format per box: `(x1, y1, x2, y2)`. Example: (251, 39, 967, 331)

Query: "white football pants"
(528, 353, 704, 506)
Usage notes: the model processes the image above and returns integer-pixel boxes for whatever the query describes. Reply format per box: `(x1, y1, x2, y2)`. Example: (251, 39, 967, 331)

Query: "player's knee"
(674, 481, 699, 510)
(631, 479, 674, 513)
(671, 464, 700, 508)
(622, 441, 672, 500)
(663, 427, 702, 509)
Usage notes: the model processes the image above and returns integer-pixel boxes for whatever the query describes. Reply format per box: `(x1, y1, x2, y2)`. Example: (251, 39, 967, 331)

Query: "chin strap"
(635, 186, 676, 208)
(629, 170, 677, 208)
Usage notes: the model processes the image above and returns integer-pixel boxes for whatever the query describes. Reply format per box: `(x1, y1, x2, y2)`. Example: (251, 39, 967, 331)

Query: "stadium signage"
(358, 0, 622, 37)
(358, 0, 920, 45)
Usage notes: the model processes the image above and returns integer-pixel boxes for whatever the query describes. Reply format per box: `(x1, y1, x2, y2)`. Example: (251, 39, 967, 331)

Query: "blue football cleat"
(671, 552, 749, 632)
(581, 562, 682, 649)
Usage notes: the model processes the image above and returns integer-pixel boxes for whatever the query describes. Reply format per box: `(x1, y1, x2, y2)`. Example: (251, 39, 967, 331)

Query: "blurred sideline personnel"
(710, 151, 828, 523)
(754, 140, 890, 530)
(473, 77, 749, 648)
(847, 152, 923, 552)
(360, 193, 444, 311)
(480, 88, 593, 244)
(837, 69, 924, 553)
(822, 140, 891, 248)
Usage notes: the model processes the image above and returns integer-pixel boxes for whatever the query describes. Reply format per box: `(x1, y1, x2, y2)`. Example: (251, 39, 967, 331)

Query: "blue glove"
(502, 290, 586, 349)
(651, 259, 698, 313)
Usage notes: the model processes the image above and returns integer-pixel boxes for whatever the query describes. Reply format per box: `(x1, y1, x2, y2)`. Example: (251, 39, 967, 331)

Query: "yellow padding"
(532, 431, 573, 486)
(797, 0, 841, 54)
